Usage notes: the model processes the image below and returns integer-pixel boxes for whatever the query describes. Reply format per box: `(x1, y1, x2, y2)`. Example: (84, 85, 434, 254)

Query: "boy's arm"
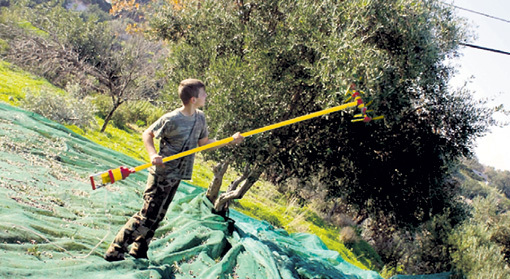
(198, 132, 244, 150)
(142, 129, 164, 166)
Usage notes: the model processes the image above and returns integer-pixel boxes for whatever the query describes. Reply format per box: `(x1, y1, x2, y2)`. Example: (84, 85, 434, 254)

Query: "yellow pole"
(133, 101, 357, 173)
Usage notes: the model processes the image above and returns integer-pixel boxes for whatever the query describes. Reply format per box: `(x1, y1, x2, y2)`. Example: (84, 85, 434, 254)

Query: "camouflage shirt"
(148, 108, 209, 180)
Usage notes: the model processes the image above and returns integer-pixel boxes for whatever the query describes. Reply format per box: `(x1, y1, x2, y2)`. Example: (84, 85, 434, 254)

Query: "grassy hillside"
(0, 59, 382, 272)
(0, 60, 56, 104)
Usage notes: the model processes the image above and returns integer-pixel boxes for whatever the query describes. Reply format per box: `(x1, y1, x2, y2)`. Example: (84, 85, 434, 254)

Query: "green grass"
(0, 60, 60, 105)
(0, 58, 383, 273)
(66, 118, 149, 163)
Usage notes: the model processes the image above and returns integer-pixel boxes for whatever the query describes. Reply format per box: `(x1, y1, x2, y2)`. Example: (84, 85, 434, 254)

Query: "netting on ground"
(0, 103, 449, 279)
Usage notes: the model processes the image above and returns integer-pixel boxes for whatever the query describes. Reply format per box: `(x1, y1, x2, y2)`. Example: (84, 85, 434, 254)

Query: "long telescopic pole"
(90, 101, 358, 189)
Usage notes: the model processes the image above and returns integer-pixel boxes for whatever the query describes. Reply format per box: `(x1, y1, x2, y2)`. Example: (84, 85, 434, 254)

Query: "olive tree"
(148, 0, 495, 224)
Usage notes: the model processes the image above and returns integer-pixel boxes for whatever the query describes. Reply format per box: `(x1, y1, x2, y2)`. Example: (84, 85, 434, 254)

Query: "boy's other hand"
(231, 132, 244, 145)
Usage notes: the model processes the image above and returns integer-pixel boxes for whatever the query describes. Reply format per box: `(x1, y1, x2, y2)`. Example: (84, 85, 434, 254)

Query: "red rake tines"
(344, 83, 384, 123)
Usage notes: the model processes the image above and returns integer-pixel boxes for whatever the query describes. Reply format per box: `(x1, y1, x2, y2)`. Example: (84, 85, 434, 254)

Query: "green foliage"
(66, 117, 148, 162)
(0, 31, 382, 276)
(455, 162, 510, 208)
(360, 197, 472, 277)
(0, 38, 8, 54)
(4, 1, 509, 276)
(349, 240, 383, 271)
(486, 168, 510, 199)
(1, 58, 157, 134)
(449, 195, 510, 278)
(0, 1, 111, 87)
(231, 181, 383, 271)
(121, 100, 166, 128)
(21, 87, 95, 128)
(459, 176, 492, 199)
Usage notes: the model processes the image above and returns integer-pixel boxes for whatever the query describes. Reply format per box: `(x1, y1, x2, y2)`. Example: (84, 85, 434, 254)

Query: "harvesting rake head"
(344, 83, 384, 123)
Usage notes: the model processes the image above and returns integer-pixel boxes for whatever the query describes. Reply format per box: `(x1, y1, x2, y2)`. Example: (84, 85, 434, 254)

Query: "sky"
(449, 0, 510, 171)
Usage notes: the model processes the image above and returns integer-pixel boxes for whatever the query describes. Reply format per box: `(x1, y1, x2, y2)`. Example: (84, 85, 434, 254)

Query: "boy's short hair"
(179, 79, 205, 105)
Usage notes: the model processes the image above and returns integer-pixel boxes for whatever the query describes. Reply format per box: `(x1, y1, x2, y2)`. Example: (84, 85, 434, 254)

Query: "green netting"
(0, 102, 448, 279)
(390, 273, 451, 279)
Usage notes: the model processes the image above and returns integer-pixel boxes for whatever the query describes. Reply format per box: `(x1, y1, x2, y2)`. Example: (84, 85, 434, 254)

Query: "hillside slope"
(0, 102, 384, 278)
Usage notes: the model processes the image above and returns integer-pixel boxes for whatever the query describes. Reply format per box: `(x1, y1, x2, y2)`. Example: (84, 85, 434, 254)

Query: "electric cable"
(439, 3, 510, 56)
(443, 2, 510, 24)
(459, 42, 510, 56)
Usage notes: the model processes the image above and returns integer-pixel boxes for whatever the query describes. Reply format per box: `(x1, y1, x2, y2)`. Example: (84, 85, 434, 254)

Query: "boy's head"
(179, 79, 205, 105)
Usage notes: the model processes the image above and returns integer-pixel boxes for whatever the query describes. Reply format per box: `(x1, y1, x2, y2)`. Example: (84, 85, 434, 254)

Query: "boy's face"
(194, 88, 207, 108)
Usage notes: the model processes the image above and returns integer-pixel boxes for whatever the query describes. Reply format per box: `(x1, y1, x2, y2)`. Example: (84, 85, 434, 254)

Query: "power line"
(440, 3, 510, 56)
(460, 42, 510, 56)
(443, 2, 510, 24)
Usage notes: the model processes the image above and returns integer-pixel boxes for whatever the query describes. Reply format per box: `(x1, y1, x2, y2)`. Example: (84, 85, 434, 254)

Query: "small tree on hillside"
(86, 24, 168, 132)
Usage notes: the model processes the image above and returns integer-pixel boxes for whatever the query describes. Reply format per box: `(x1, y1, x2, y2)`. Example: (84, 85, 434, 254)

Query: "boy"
(104, 78, 243, 261)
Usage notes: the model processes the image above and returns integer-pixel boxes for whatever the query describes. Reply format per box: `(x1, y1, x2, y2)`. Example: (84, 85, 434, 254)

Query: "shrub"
(21, 87, 95, 128)
(339, 226, 359, 244)
(360, 206, 466, 276)
(0, 38, 8, 55)
(449, 195, 510, 278)
(332, 213, 357, 228)
(90, 94, 111, 120)
(124, 100, 165, 127)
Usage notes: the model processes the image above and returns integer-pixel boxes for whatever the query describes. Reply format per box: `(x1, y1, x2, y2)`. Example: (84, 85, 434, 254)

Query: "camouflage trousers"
(105, 172, 180, 260)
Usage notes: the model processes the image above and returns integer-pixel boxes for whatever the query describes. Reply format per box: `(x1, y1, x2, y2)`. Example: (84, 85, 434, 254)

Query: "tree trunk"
(206, 159, 231, 204)
(213, 166, 262, 212)
(226, 164, 251, 193)
(100, 98, 122, 133)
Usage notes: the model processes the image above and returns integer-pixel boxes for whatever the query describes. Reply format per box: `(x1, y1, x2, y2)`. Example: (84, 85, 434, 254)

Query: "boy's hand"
(231, 132, 244, 145)
(150, 154, 164, 166)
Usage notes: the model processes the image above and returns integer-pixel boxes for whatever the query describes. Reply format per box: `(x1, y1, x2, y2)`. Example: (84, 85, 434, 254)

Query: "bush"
(124, 100, 165, 127)
(21, 87, 95, 128)
(459, 178, 492, 199)
(360, 206, 466, 277)
(0, 38, 8, 55)
(449, 195, 510, 278)
(339, 226, 359, 244)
